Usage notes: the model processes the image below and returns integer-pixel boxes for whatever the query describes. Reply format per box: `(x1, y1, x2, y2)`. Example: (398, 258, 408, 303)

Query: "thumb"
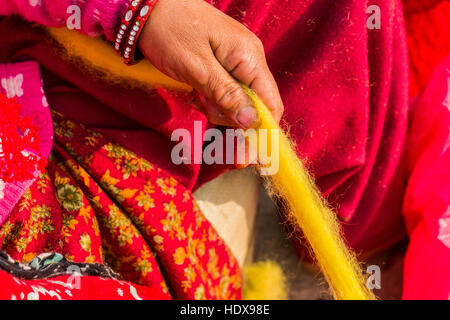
(195, 57, 258, 129)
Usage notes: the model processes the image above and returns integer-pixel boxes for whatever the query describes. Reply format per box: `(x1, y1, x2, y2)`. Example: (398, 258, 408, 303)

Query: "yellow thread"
(46, 28, 375, 300)
(244, 86, 375, 300)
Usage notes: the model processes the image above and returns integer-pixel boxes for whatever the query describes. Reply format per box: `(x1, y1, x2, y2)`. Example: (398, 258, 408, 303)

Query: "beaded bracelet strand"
(114, 0, 160, 65)
(114, 0, 144, 55)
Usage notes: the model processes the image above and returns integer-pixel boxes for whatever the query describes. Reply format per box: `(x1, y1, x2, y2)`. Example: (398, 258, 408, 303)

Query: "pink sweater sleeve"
(0, 0, 131, 41)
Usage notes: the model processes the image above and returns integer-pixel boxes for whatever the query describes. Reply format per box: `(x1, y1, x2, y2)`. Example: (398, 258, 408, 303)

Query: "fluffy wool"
(245, 87, 374, 300)
(243, 261, 287, 300)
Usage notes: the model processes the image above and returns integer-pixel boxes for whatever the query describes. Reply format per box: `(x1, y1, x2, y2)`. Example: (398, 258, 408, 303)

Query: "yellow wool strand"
(244, 87, 375, 300)
(45, 28, 374, 300)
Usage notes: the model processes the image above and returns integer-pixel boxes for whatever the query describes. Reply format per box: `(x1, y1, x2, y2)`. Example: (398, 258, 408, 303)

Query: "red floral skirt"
(0, 110, 242, 300)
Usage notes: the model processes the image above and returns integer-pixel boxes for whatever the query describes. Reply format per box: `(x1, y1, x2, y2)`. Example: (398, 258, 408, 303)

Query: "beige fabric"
(193, 168, 260, 266)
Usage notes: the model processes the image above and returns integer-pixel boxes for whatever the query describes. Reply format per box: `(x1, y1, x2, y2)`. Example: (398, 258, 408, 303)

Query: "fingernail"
(236, 106, 257, 128)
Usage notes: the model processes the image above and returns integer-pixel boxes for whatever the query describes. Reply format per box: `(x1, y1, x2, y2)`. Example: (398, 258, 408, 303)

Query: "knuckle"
(211, 79, 242, 112)
(241, 53, 258, 71)
(250, 34, 264, 51)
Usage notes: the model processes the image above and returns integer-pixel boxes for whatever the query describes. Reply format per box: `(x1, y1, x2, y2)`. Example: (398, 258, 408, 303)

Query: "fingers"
(187, 52, 259, 129)
(247, 73, 284, 124)
(138, 0, 283, 126)
(214, 38, 284, 124)
(190, 44, 284, 128)
(202, 100, 237, 127)
(234, 138, 258, 169)
(208, 63, 258, 129)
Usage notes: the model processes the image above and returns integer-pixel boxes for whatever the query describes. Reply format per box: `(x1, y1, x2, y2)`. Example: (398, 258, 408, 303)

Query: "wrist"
(137, 0, 164, 53)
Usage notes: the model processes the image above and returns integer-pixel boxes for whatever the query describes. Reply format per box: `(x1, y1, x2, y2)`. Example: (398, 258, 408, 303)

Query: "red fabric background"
(403, 0, 450, 96)
(402, 56, 450, 299)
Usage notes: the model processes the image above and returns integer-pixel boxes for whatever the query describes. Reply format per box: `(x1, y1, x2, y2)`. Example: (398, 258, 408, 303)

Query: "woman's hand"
(138, 0, 284, 128)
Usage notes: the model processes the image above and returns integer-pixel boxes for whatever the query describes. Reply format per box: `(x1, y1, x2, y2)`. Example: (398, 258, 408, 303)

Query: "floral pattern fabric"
(0, 110, 242, 300)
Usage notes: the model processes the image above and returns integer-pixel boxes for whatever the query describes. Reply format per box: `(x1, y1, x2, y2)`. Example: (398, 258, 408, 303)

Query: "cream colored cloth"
(193, 168, 260, 266)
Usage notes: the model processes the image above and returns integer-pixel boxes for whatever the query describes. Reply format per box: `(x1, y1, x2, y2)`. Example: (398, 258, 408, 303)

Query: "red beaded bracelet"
(114, 0, 144, 55)
(114, 0, 160, 65)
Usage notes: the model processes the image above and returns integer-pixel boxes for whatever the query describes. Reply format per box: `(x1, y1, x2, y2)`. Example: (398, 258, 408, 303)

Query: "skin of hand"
(138, 0, 284, 129)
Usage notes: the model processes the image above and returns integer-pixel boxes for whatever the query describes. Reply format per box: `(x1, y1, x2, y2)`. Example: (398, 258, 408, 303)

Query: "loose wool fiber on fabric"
(46, 27, 190, 92)
(243, 261, 287, 300)
(46, 27, 374, 300)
